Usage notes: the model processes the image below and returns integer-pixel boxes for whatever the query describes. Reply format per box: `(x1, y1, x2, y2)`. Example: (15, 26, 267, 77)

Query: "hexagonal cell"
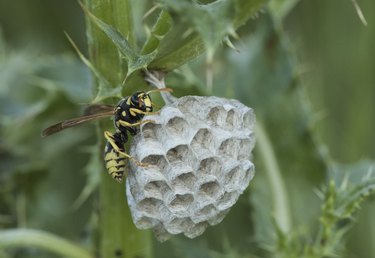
(141, 122, 162, 140)
(225, 109, 239, 128)
(239, 163, 255, 191)
(169, 193, 194, 211)
(242, 109, 255, 130)
(216, 191, 237, 210)
(177, 97, 199, 116)
(141, 154, 168, 170)
(137, 197, 163, 217)
(165, 116, 188, 136)
(131, 139, 165, 163)
(165, 217, 194, 234)
(166, 144, 194, 164)
(153, 224, 171, 242)
(144, 180, 171, 200)
(219, 138, 239, 159)
(207, 106, 226, 126)
(238, 138, 254, 160)
(184, 221, 208, 239)
(191, 128, 214, 152)
(135, 216, 154, 229)
(196, 204, 217, 219)
(198, 180, 220, 199)
(220, 156, 241, 172)
(165, 162, 193, 179)
(197, 157, 222, 176)
(128, 176, 142, 200)
(171, 172, 197, 191)
(160, 106, 184, 121)
(225, 166, 246, 191)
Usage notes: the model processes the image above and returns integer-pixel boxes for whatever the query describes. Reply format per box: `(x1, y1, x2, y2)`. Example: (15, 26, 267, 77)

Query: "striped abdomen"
(104, 141, 126, 182)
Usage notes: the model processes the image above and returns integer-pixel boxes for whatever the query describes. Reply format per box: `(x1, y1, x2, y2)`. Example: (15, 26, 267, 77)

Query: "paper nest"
(127, 96, 256, 241)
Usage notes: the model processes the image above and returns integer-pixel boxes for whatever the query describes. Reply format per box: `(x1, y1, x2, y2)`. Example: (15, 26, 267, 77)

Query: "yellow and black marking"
(104, 132, 127, 182)
(41, 88, 173, 183)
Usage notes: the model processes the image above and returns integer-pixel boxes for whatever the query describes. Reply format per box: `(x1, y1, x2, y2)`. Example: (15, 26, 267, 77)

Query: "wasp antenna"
(146, 88, 173, 95)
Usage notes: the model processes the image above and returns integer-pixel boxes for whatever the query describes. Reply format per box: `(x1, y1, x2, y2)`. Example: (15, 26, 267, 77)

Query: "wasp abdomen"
(104, 133, 127, 182)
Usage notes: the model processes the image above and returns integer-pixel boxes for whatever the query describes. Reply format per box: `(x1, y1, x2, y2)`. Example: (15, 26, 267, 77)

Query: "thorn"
(228, 28, 240, 41)
(227, 28, 245, 51)
(223, 36, 240, 52)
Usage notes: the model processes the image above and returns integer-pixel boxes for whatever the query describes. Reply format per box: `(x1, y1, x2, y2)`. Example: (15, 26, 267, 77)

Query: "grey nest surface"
(127, 95, 256, 241)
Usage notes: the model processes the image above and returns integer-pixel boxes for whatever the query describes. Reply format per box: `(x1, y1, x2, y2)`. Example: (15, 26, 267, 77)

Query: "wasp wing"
(42, 110, 114, 137)
(83, 104, 115, 116)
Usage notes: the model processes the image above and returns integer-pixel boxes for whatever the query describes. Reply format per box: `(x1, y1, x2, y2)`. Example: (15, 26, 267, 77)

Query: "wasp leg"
(104, 131, 150, 168)
(118, 119, 155, 127)
(129, 108, 161, 116)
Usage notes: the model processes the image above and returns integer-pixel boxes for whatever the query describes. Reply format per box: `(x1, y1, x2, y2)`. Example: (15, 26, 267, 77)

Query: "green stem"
(255, 122, 292, 233)
(84, 0, 133, 85)
(83, 1, 152, 258)
(0, 229, 93, 258)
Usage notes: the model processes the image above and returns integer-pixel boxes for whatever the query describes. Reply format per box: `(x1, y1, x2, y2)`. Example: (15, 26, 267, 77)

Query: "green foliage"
(0, 0, 374, 258)
(82, 3, 158, 77)
(82, 0, 267, 74)
(274, 161, 375, 258)
(150, 0, 266, 71)
(0, 40, 96, 258)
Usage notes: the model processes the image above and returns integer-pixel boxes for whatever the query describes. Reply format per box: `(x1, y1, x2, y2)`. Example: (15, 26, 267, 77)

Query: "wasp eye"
(131, 95, 139, 104)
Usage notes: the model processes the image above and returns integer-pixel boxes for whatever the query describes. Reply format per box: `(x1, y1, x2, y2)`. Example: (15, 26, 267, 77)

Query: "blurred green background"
(0, 0, 374, 257)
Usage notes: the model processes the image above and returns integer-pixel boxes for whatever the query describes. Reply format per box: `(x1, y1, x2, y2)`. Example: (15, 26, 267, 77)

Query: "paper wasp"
(42, 88, 172, 182)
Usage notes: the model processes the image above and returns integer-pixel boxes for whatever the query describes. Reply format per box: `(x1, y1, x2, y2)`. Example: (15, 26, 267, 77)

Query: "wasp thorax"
(127, 95, 256, 241)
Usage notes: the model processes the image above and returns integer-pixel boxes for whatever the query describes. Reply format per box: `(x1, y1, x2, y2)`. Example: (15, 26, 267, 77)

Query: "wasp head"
(130, 91, 153, 112)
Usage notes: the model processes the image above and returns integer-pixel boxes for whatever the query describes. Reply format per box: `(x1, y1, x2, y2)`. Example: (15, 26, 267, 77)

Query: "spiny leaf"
(275, 161, 375, 258)
(311, 162, 375, 257)
(80, 2, 158, 77)
(329, 161, 375, 217)
(163, 0, 234, 57)
(150, 0, 266, 71)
